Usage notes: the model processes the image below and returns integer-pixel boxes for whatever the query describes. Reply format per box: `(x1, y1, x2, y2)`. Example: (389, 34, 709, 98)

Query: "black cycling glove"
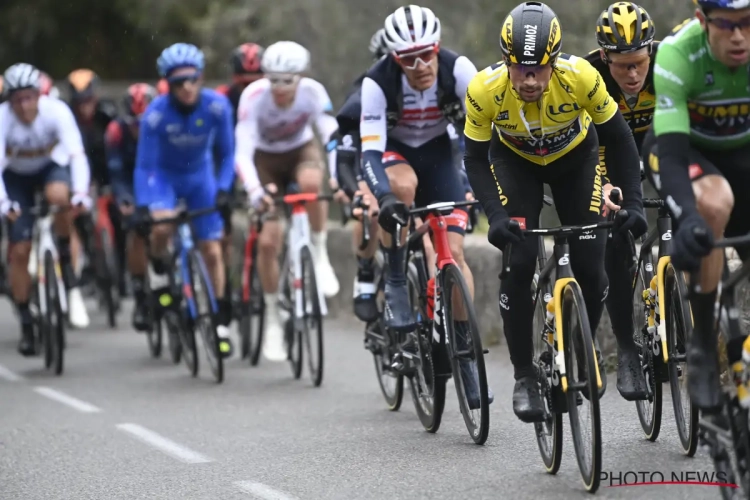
(378, 194, 410, 234)
(487, 216, 525, 250)
(671, 214, 714, 271)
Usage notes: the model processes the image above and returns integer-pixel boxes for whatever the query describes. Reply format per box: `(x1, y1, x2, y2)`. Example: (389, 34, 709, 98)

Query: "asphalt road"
(0, 299, 725, 500)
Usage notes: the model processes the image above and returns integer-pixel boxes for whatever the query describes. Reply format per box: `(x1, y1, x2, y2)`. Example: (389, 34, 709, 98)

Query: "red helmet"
(230, 43, 264, 75)
(156, 78, 169, 95)
(39, 72, 54, 96)
(123, 83, 157, 117)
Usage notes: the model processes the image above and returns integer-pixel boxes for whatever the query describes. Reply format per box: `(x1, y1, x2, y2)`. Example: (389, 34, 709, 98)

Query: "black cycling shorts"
(642, 130, 750, 255)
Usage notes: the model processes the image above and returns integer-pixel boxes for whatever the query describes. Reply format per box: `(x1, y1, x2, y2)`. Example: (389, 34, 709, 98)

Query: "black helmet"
(596, 2, 655, 53)
(66, 68, 100, 101)
(500, 2, 562, 66)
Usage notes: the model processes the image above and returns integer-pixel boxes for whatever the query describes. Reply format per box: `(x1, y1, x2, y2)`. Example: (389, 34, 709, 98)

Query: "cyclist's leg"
(490, 143, 546, 421)
(646, 138, 732, 409)
(254, 149, 292, 361)
(380, 147, 418, 331)
(107, 197, 129, 296)
(547, 135, 611, 397)
(44, 162, 90, 329)
(351, 180, 381, 322)
(4, 169, 40, 355)
(295, 140, 339, 297)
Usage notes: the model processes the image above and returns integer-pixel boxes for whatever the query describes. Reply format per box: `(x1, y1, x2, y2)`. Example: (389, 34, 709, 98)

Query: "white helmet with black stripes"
(383, 5, 441, 53)
(3, 63, 41, 93)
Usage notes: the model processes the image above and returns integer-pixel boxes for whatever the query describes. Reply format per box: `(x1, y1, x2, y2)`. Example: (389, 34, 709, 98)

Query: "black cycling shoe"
(687, 345, 722, 412)
(353, 265, 378, 322)
(513, 374, 545, 423)
(390, 335, 418, 374)
(455, 321, 494, 410)
(18, 323, 36, 357)
(383, 279, 416, 332)
(132, 300, 150, 332)
(616, 347, 648, 401)
(579, 346, 607, 400)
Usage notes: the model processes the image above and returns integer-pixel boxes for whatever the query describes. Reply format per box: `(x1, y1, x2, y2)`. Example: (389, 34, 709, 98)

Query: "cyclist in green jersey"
(643, 0, 750, 412)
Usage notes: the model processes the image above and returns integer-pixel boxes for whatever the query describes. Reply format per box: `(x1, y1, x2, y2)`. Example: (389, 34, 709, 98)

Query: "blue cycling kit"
(134, 89, 235, 241)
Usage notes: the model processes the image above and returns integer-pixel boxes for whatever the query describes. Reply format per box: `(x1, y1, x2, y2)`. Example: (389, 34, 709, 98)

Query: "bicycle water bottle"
(426, 276, 435, 320)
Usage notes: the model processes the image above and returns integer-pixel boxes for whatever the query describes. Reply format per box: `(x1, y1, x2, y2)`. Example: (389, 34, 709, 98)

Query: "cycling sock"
(151, 257, 170, 275)
(385, 244, 407, 284)
(690, 290, 718, 351)
(217, 297, 232, 326)
(131, 274, 145, 302)
(16, 301, 33, 324)
(356, 257, 374, 280)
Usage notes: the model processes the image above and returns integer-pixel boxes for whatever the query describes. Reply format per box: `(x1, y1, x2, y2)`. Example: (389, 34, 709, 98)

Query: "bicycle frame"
(241, 214, 261, 303)
(94, 194, 115, 240)
(29, 210, 68, 315)
(175, 221, 218, 320)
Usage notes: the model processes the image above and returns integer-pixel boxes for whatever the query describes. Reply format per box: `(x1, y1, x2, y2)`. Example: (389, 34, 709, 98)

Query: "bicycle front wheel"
(96, 227, 120, 328)
(300, 245, 323, 387)
(44, 250, 65, 375)
(240, 240, 265, 366)
(665, 263, 698, 456)
(562, 281, 602, 493)
(442, 263, 490, 445)
(189, 249, 223, 384)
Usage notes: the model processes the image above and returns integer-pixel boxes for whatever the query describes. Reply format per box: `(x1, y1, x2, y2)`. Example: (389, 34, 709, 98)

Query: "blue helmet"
(157, 43, 205, 78)
(694, 0, 750, 9)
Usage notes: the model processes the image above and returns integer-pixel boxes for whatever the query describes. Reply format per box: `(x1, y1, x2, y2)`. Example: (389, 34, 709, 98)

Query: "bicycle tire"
(666, 263, 699, 456)
(146, 314, 163, 359)
(286, 317, 303, 379)
(300, 245, 323, 387)
(188, 249, 223, 384)
(97, 228, 120, 328)
(166, 311, 182, 364)
(532, 272, 563, 475)
(240, 241, 265, 366)
(562, 281, 602, 493)
(442, 263, 489, 445)
(634, 260, 663, 442)
(406, 254, 445, 433)
(44, 250, 65, 375)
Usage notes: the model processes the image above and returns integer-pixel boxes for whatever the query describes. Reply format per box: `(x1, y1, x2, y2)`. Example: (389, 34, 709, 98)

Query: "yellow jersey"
(464, 53, 619, 165)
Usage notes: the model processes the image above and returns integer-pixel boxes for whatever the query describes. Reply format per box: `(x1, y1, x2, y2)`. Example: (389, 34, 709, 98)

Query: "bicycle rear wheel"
(532, 272, 563, 474)
(563, 281, 602, 493)
(634, 259, 662, 442)
(240, 241, 265, 365)
(666, 263, 698, 456)
(300, 245, 323, 387)
(189, 249, 223, 384)
(44, 250, 65, 375)
(442, 263, 489, 445)
(165, 311, 182, 364)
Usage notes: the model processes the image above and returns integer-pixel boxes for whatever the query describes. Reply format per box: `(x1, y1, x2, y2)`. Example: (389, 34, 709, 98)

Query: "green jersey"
(653, 18, 750, 151)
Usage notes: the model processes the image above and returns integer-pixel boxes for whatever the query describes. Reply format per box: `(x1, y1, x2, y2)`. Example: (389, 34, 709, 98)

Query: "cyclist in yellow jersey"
(463, 1, 646, 423)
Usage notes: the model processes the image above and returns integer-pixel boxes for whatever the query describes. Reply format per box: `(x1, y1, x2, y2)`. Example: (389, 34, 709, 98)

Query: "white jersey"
(360, 55, 477, 152)
(234, 77, 339, 193)
(0, 96, 90, 200)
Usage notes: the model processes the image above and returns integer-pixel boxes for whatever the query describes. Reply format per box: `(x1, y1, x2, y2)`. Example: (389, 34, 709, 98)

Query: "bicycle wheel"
(44, 250, 65, 375)
(531, 273, 563, 474)
(188, 249, 223, 384)
(299, 245, 323, 386)
(634, 260, 663, 442)
(286, 317, 303, 379)
(240, 241, 265, 365)
(406, 254, 445, 433)
(165, 311, 182, 364)
(563, 281, 602, 493)
(665, 263, 699, 456)
(146, 307, 163, 359)
(442, 263, 489, 445)
(96, 227, 120, 328)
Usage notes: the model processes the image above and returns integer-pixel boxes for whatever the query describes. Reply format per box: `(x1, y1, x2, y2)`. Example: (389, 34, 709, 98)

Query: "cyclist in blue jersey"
(133, 43, 236, 358)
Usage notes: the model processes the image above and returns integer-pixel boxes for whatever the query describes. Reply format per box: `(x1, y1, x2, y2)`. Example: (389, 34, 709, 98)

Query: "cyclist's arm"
(651, 42, 696, 220)
(134, 108, 162, 206)
(311, 92, 339, 182)
(104, 121, 131, 203)
(579, 61, 641, 210)
(234, 101, 262, 195)
(0, 109, 9, 200)
(335, 132, 361, 198)
(359, 77, 392, 201)
(56, 100, 91, 195)
(463, 74, 506, 222)
(214, 96, 236, 192)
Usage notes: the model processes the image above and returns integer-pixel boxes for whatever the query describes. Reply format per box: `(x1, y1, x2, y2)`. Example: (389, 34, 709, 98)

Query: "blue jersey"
(135, 89, 235, 191)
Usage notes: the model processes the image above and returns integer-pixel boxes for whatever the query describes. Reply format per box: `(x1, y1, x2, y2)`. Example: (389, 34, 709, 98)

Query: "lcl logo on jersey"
(547, 102, 580, 115)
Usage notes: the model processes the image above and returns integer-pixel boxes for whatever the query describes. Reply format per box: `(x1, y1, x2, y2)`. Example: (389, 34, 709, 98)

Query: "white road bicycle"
(27, 203, 69, 375)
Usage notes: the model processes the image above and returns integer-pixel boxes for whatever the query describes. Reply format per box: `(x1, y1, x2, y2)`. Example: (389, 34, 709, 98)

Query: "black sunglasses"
(706, 15, 750, 31)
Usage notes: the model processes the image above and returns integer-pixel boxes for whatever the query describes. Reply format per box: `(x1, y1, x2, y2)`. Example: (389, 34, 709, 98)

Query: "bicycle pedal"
(483, 348, 489, 354)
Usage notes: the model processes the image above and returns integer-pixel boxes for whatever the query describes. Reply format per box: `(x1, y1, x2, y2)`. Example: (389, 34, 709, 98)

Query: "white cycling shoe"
(68, 287, 90, 329)
(262, 311, 287, 362)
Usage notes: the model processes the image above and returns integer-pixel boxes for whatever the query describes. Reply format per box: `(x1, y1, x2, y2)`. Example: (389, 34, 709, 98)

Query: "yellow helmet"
(596, 2, 655, 53)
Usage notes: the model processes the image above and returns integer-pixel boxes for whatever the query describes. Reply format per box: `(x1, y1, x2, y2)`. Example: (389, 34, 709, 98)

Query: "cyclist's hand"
(465, 191, 475, 201)
(1, 200, 20, 221)
(613, 207, 648, 239)
(671, 214, 714, 271)
(377, 194, 409, 233)
(118, 195, 135, 216)
(352, 190, 378, 219)
(602, 183, 621, 218)
(71, 193, 92, 214)
(487, 216, 525, 250)
(215, 189, 232, 212)
(132, 206, 152, 238)
(329, 178, 350, 204)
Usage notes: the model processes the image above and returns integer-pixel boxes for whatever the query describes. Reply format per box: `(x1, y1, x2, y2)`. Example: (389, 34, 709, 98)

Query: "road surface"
(0, 299, 724, 499)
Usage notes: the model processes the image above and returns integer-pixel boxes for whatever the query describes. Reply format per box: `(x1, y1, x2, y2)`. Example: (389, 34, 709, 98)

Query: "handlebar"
(351, 195, 371, 251)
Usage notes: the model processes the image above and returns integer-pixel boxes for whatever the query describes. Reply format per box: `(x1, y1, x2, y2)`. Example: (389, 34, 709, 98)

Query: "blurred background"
(1, 0, 695, 105)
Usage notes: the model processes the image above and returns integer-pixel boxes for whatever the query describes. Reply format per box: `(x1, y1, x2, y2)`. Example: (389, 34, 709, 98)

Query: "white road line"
(0, 363, 24, 382)
(234, 481, 299, 500)
(116, 423, 213, 464)
(33, 387, 102, 413)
